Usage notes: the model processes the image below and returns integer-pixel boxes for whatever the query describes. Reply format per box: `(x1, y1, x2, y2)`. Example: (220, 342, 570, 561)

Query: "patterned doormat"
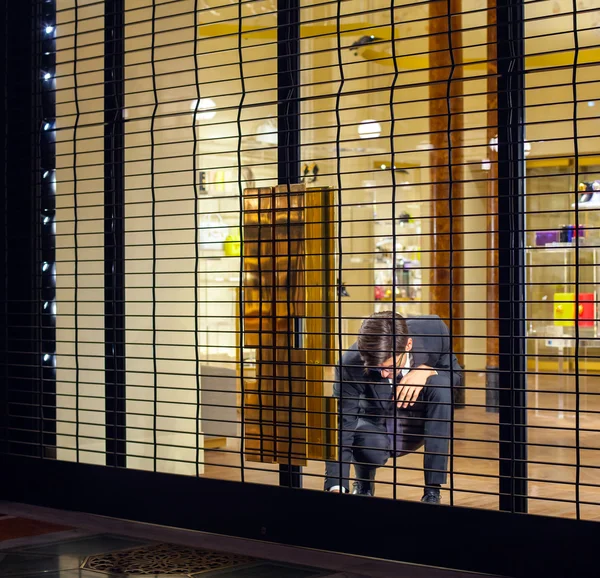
(82, 543, 257, 576)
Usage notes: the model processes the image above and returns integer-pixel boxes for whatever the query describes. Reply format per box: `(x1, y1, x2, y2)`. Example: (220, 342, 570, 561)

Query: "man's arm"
(324, 365, 362, 492)
(396, 365, 437, 408)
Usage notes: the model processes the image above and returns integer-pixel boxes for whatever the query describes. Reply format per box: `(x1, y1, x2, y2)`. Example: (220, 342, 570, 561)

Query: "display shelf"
(525, 165, 600, 373)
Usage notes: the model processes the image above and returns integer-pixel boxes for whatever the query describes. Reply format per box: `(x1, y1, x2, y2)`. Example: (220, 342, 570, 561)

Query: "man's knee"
(425, 375, 453, 403)
(354, 422, 389, 465)
(354, 445, 389, 466)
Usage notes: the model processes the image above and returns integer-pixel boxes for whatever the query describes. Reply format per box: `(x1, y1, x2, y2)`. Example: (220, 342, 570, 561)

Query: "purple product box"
(535, 230, 559, 246)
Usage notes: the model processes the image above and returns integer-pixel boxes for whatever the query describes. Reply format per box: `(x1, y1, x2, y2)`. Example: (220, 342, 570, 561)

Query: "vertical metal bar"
(104, 0, 126, 468)
(389, 0, 399, 502)
(235, 0, 246, 483)
(277, 0, 301, 489)
(445, 0, 460, 507)
(192, 0, 201, 480)
(485, 0, 500, 413)
(571, 0, 580, 520)
(72, 0, 81, 463)
(497, 0, 527, 513)
(334, 0, 345, 494)
(150, 0, 158, 473)
(33, 0, 43, 460)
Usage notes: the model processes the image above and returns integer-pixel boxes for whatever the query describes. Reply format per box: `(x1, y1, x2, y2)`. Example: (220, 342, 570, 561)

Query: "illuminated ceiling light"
(380, 164, 386, 170)
(191, 98, 217, 121)
(358, 119, 381, 139)
(256, 119, 278, 146)
(45, 25, 54, 34)
(588, 101, 595, 107)
(43, 72, 51, 81)
(417, 141, 434, 150)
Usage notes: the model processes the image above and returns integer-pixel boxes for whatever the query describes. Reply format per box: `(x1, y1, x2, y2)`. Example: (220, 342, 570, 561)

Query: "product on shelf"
(553, 292, 597, 327)
(573, 180, 600, 209)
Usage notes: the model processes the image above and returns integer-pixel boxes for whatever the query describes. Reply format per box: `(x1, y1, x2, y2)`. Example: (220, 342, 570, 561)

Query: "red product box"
(578, 293, 595, 327)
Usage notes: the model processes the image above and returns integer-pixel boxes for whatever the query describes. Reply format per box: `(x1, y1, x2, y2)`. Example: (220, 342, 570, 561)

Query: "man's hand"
(396, 364, 436, 408)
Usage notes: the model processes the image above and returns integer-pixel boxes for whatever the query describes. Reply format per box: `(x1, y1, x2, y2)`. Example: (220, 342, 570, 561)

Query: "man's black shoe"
(421, 487, 441, 504)
(352, 482, 373, 496)
(352, 466, 376, 496)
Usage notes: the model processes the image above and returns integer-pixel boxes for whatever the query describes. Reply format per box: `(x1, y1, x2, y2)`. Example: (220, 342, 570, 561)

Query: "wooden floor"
(202, 373, 600, 521)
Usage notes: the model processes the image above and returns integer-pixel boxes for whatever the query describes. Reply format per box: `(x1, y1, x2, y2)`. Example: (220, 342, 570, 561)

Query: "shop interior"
(51, 0, 600, 519)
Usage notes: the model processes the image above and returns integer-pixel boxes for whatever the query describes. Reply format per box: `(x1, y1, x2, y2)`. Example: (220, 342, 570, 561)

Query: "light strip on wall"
(40, 0, 56, 394)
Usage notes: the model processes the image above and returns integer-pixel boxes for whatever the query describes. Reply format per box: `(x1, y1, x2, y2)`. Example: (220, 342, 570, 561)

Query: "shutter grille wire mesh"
(3, 0, 600, 521)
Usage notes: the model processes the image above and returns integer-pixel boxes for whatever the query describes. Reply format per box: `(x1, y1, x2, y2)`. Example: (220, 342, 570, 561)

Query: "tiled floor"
(0, 505, 496, 578)
(0, 514, 72, 541)
(0, 532, 330, 577)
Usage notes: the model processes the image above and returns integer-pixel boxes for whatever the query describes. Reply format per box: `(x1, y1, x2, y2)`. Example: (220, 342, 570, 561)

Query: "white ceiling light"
(417, 141, 434, 150)
(256, 119, 278, 146)
(358, 119, 381, 139)
(191, 98, 217, 121)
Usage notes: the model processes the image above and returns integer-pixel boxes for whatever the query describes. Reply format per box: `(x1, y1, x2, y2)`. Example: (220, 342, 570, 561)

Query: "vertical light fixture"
(40, 0, 57, 419)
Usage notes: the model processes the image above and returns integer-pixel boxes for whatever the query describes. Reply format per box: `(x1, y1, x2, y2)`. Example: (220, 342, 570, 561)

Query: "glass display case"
(526, 161, 600, 380)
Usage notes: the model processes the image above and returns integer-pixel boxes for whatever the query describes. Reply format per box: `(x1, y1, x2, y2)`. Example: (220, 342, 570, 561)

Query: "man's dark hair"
(357, 311, 409, 368)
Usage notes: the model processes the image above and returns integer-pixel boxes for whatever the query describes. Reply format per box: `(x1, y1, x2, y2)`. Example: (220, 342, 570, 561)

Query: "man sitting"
(325, 311, 461, 503)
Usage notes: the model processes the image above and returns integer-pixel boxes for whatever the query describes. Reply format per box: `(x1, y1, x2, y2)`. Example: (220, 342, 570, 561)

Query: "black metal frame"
(0, 453, 597, 578)
(497, 0, 528, 513)
(0, 0, 50, 458)
(104, 0, 126, 469)
(277, 0, 302, 489)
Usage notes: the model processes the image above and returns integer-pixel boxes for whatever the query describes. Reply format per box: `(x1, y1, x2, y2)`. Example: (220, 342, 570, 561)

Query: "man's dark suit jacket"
(325, 314, 462, 490)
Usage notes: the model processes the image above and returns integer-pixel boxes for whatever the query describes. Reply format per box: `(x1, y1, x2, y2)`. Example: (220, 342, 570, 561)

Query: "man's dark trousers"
(351, 375, 452, 488)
